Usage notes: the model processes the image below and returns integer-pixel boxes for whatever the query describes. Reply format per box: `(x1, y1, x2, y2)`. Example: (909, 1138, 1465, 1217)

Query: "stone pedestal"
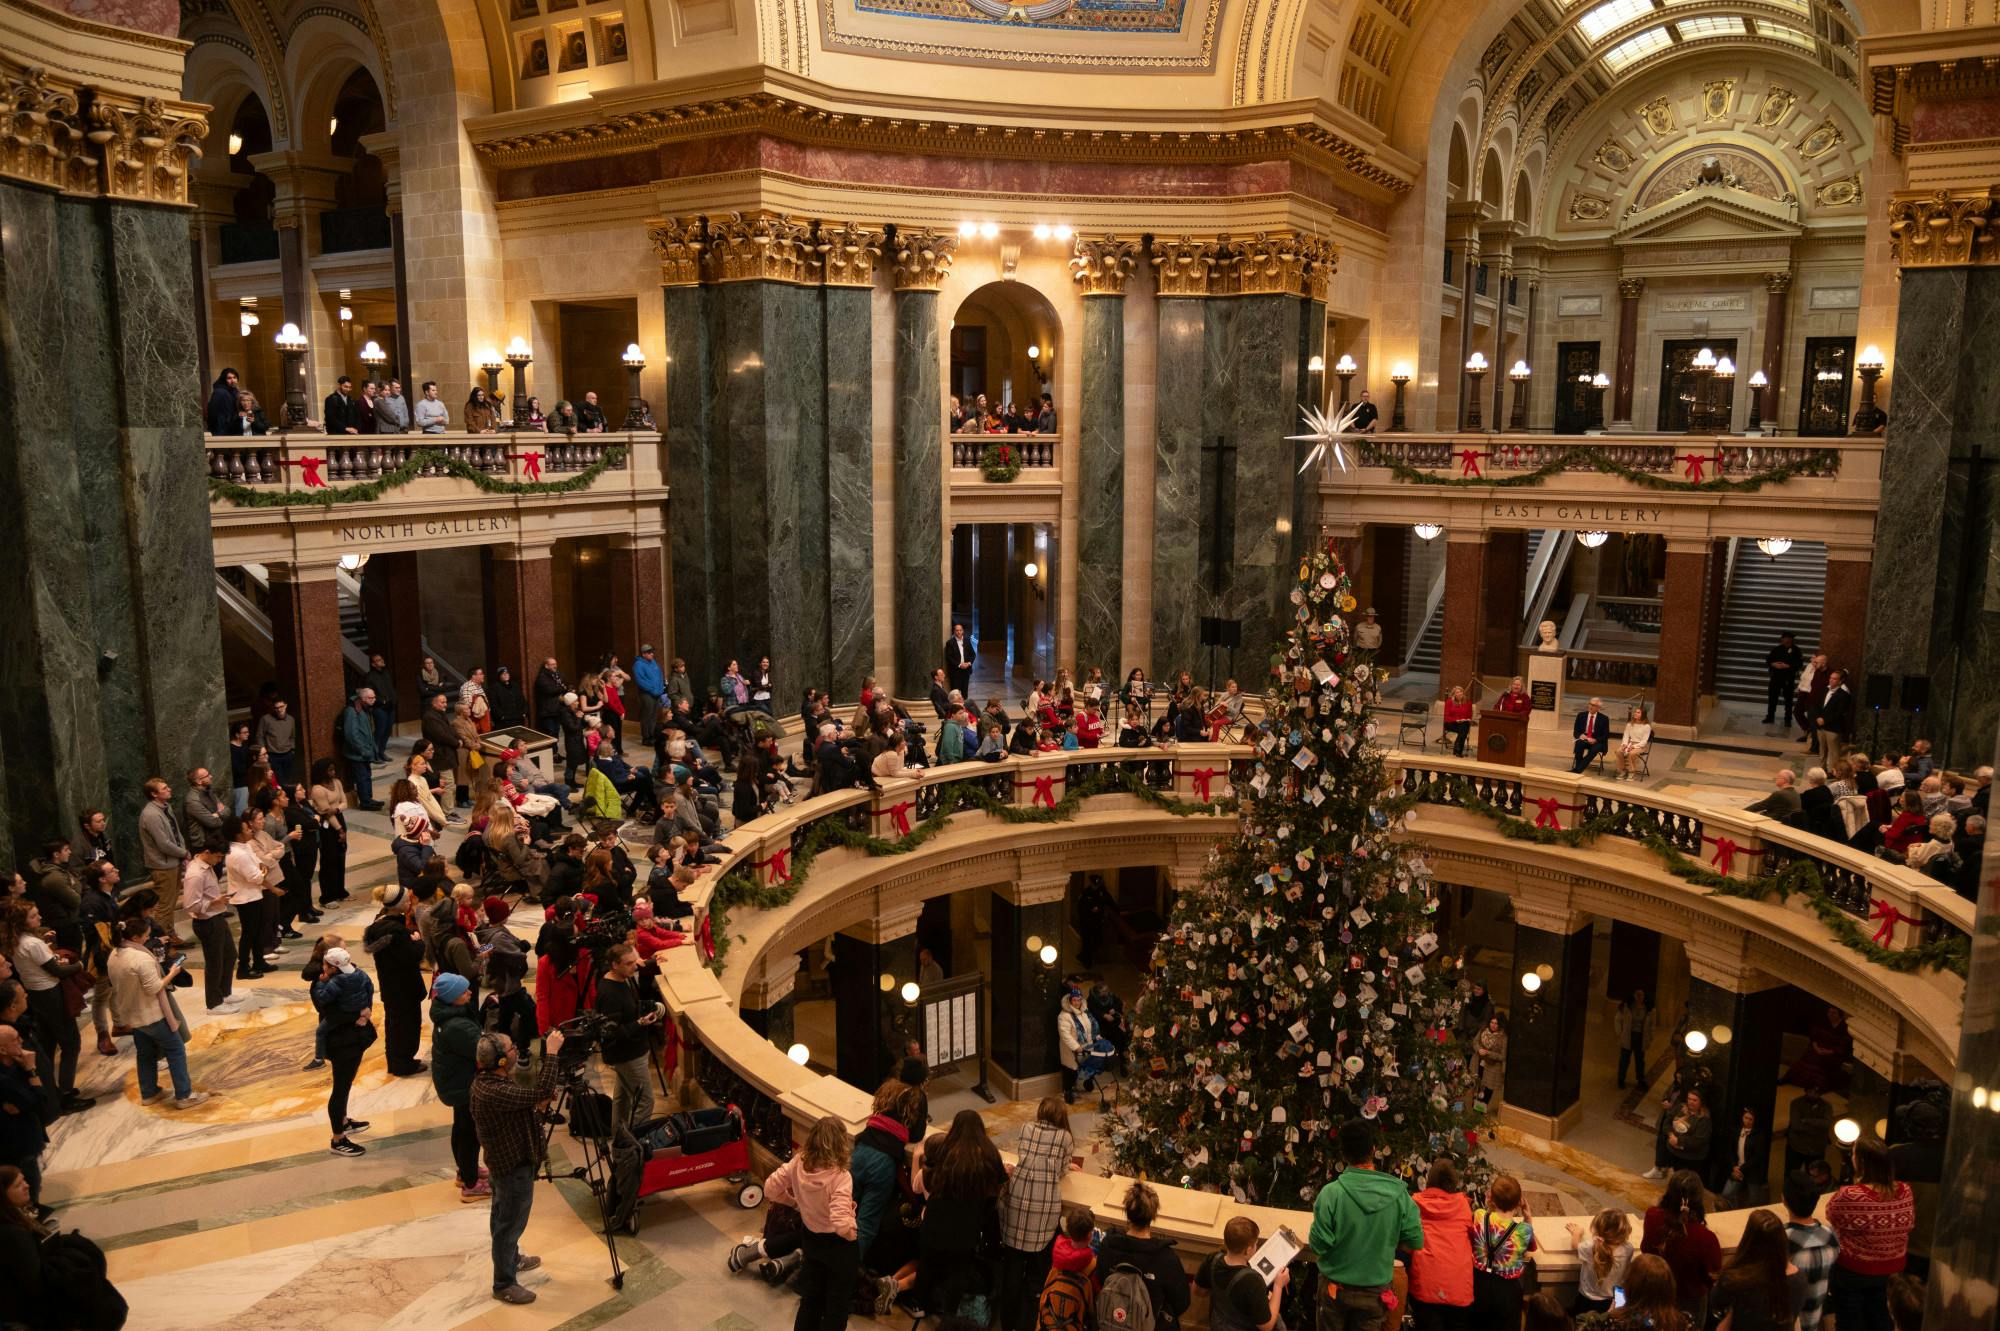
(1526, 652, 1565, 733)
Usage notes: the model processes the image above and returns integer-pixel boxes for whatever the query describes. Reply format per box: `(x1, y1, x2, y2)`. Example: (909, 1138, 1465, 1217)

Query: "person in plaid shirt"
(471, 1027, 565, 1304)
(1783, 1170, 1839, 1331)
(997, 1097, 1077, 1331)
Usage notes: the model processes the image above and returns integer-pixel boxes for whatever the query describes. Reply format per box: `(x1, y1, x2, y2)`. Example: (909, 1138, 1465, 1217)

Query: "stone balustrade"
(948, 430, 1060, 471)
(1352, 433, 1848, 481)
(204, 429, 653, 492)
(657, 742, 1963, 1294)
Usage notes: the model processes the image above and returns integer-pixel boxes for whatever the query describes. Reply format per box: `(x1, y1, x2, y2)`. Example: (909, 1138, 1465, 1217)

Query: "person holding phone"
(591, 942, 660, 1130)
(108, 918, 205, 1108)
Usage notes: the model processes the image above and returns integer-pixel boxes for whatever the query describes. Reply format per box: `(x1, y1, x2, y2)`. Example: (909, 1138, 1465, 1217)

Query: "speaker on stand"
(1900, 675, 1930, 755)
(1865, 672, 1892, 755)
(1199, 617, 1243, 694)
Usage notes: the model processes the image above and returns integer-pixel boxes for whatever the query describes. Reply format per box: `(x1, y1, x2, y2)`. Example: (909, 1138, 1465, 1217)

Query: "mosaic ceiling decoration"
(852, 0, 1191, 31)
(822, 0, 1220, 70)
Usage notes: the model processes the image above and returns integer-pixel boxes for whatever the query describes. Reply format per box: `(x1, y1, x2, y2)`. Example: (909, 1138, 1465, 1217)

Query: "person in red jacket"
(1826, 1138, 1916, 1330)
(1407, 1157, 1477, 1330)
(1495, 676, 1533, 715)
(1074, 701, 1105, 749)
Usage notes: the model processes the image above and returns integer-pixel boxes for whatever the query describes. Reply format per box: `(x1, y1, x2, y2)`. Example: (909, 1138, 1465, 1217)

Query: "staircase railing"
(1401, 561, 1449, 674)
(1518, 530, 1575, 649)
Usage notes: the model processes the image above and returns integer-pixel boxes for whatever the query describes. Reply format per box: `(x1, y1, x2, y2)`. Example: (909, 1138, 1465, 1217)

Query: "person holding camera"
(592, 942, 660, 1131)
(471, 1026, 565, 1305)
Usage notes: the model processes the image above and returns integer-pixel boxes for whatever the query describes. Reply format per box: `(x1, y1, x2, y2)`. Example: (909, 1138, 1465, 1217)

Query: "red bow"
(279, 456, 327, 487)
(1704, 835, 1739, 875)
(1869, 898, 1912, 946)
(1532, 797, 1579, 831)
(1458, 449, 1488, 478)
(1681, 451, 1722, 483)
(1032, 774, 1057, 808)
(998, 444, 1011, 466)
(696, 913, 715, 963)
(759, 846, 791, 884)
(1191, 768, 1218, 802)
(887, 800, 914, 837)
(1498, 443, 1524, 468)
(509, 450, 543, 480)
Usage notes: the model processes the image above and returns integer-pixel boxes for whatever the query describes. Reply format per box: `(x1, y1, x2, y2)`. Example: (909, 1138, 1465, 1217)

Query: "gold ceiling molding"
(1070, 235, 1140, 296)
(0, 58, 207, 205)
(888, 226, 956, 290)
(1886, 188, 2000, 267)
(704, 211, 816, 284)
(814, 221, 883, 288)
(1147, 230, 1338, 299)
(468, 92, 1414, 196)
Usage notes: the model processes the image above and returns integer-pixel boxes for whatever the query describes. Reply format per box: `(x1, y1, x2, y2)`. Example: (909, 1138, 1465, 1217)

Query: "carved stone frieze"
(1236, 230, 1336, 300)
(0, 59, 206, 203)
(1070, 235, 1139, 296)
(888, 226, 956, 291)
(0, 64, 81, 191)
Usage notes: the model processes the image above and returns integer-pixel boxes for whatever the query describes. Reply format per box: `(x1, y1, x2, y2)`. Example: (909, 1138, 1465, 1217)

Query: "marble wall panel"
(1225, 293, 1307, 666)
(1151, 297, 1206, 673)
(665, 285, 718, 688)
(1076, 297, 1125, 679)
(893, 291, 944, 696)
(825, 286, 876, 694)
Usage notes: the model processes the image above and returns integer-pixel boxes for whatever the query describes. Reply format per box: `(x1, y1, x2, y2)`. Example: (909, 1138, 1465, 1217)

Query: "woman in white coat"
(1057, 988, 1109, 1105)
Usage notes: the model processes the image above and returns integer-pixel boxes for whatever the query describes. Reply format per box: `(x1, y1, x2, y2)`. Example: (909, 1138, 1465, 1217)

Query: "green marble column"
(824, 283, 876, 691)
(0, 186, 229, 868)
(1077, 293, 1126, 678)
(1223, 291, 1313, 663)
(893, 288, 945, 696)
(1151, 295, 1208, 674)
(664, 282, 718, 689)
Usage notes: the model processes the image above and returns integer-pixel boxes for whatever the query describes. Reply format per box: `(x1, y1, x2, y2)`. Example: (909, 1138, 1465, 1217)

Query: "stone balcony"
(1319, 431, 1882, 548)
(946, 429, 1064, 519)
(204, 429, 667, 565)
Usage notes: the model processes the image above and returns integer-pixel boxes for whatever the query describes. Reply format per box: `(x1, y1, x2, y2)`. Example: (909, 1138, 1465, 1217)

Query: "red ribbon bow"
(887, 800, 914, 837)
(1680, 451, 1723, 483)
(1191, 768, 1218, 802)
(509, 450, 544, 480)
(998, 444, 1011, 466)
(1032, 773, 1057, 808)
(279, 456, 327, 487)
(1869, 898, 1912, 946)
(1532, 797, 1579, 831)
(696, 912, 715, 963)
(759, 846, 791, 884)
(1705, 835, 1739, 875)
(1458, 449, 1488, 478)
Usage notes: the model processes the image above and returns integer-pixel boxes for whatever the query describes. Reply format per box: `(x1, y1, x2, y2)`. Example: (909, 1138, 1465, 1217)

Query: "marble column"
(662, 279, 716, 688)
(486, 545, 556, 719)
(824, 275, 877, 691)
(1522, 281, 1540, 431)
(0, 185, 231, 870)
(892, 279, 946, 697)
(1479, 529, 1527, 677)
(607, 537, 666, 669)
(1759, 273, 1791, 430)
(1655, 540, 1711, 729)
(991, 878, 1068, 1097)
(1503, 915, 1594, 1132)
(1614, 277, 1644, 427)
(1457, 246, 1480, 433)
(1439, 534, 1487, 689)
(1075, 239, 1135, 679)
(360, 552, 425, 722)
(1151, 294, 1208, 673)
(831, 925, 920, 1090)
(740, 952, 801, 1053)
(269, 564, 348, 772)
(1373, 525, 1409, 663)
(1224, 292, 1312, 657)
(1491, 267, 1510, 433)
(1862, 264, 2000, 766)
(1820, 554, 1870, 679)
(1684, 973, 1786, 1185)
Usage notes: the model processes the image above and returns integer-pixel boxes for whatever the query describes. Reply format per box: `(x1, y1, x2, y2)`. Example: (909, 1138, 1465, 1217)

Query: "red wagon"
(633, 1104, 765, 1209)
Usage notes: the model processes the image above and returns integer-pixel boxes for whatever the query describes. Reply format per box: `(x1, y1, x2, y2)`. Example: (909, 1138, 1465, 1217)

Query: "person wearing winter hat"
(1056, 988, 1111, 1105)
(430, 971, 488, 1199)
(477, 895, 535, 1052)
(311, 945, 377, 1157)
(365, 884, 427, 1077)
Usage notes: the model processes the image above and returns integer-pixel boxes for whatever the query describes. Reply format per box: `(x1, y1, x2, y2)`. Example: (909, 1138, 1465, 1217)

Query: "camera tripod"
(536, 1062, 630, 1289)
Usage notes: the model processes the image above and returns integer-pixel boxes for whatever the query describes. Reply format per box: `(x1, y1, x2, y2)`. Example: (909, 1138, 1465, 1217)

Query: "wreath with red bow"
(980, 441, 1022, 483)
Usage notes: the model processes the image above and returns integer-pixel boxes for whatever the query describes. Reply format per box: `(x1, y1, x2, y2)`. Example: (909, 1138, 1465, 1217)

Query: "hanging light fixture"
(1413, 523, 1443, 542)
(1578, 531, 1609, 549)
(1756, 537, 1793, 560)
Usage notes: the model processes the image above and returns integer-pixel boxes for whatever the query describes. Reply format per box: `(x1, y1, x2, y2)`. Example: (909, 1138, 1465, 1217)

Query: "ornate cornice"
(0, 58, 206, 205)
(1886, 187, 2000, 267)
(813, 220, 882, 288)
(703, 210, 815, 285)
(888, 226, 955, 291)
(1070, 235, 1139, 296)
(467, 90, 1414, 198)
(648, 216, 705, 286)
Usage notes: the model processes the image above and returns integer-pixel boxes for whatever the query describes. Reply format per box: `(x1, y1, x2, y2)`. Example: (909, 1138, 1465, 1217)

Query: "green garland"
(208, 445, 629, 508)
(1357, 441, 1836, 493)
(704, 765, 1236, 969)
(1432, 779, 1969, 977)
(979, 441, 1023, 483)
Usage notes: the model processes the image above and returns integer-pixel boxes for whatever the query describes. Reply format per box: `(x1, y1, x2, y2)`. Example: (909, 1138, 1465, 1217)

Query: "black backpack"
(41, 1229, 126, 1330)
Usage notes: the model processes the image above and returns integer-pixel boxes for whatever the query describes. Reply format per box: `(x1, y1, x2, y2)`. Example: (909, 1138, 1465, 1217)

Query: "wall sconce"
(900, 981, 922, 1005)
(1833, 1117, 1862, 1146)
(1390, 362, 1413, 433)
(1026, 343, 1049, 387)
(227, 132, 244, 157)
(338, 306, 353, 323)
(786, 1042, 810, 1065)
(1039, 944, 1059, 966)
(1684, 1030, 1709, 1055)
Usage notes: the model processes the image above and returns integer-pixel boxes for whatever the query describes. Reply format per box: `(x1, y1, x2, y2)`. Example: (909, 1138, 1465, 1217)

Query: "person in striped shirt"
(1783, 1169, 1840, 1331)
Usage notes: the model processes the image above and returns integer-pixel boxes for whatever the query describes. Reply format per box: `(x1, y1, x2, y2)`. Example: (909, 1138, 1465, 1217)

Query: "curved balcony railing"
(1356, 434, 1845, 478)
(204, 429, 662, 509)
(658, 742, 1969, 1291)
(948, 430, 1060, 471)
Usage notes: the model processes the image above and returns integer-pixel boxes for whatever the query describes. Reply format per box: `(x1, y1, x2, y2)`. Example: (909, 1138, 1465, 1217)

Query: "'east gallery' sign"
(1491, 502, 1667, 524)
(338, 515, 515, 543)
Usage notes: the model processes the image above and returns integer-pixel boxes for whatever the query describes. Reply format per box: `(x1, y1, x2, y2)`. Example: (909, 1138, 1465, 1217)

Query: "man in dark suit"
(943, 623, 976, 699)
(928, 668, 954, 719)
(1764, 632, 1803, 726)
(1815, 670, 1853, 771)
(1571, 697, 1609, 772)
(323, 375, 362, 434)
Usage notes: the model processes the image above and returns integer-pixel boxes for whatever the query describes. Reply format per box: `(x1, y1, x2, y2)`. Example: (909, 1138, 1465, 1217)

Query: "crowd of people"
(949, 393, 1056, 435)
(202, 367, 631, 437)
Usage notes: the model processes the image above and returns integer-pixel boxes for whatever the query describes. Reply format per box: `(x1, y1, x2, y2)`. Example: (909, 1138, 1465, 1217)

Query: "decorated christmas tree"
(1109, 542, 1488, 1206)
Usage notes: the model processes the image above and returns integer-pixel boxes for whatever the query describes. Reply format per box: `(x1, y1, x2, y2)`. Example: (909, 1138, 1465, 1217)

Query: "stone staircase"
(1713, 538, 1828, 703)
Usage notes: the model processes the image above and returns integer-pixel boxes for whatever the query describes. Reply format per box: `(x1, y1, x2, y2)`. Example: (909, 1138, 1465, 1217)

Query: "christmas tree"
(1109, 543, 1488, 1206)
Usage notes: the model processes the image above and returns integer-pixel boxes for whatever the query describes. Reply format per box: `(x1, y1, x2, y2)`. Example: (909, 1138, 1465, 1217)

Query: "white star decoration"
(1288, 403, 1365, 477)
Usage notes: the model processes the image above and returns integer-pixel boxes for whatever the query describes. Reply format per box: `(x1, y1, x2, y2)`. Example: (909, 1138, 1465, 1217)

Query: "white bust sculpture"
(1536, 619, 1561, 653)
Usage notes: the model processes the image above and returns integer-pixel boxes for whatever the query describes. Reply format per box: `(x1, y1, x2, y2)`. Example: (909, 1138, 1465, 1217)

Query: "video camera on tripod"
(573, 906, 634, 955)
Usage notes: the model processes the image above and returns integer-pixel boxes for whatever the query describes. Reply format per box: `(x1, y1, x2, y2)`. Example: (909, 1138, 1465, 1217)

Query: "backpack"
(454, 834, 489, 880)
(40, 1229, 126, 1331)
(1095, 1263, 1156, 1331)
(1038, 1266, 1093, 1331)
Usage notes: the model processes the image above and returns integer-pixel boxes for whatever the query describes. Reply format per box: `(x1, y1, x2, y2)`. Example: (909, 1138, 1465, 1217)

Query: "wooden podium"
(1479, 708, 1528, 767)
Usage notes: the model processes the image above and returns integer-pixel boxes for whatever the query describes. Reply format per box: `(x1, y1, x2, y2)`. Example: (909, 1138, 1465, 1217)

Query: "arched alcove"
(948, 280, 1062, 422)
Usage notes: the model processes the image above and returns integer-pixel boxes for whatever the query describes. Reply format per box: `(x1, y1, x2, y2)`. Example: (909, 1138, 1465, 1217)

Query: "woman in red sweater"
(1441, 686, 1475, 757)
(1640, 1170, 1721, 1327)
(1825, 1138, 1916, 1331)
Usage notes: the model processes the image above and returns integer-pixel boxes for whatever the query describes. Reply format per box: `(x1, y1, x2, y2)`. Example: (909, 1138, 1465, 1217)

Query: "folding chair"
(1398, 700, 1431, 750)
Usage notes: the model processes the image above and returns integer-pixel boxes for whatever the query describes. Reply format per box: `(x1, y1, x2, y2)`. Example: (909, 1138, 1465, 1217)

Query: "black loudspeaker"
(1865, 673, 1893, 710)
(1198, 617, 1221, 647)
(1198, 617, 1243, 649)
(1901, 675, 1931, 712)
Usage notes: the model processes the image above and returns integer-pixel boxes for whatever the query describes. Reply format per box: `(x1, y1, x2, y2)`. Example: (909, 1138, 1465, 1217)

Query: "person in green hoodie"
(430, 973, 488, 1201)
(1309, 1119, 1425, 1331)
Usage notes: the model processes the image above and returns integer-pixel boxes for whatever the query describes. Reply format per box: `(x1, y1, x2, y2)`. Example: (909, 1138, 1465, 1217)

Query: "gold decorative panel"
(1757, 86, 1797, 128)
(1702, 79, 1736, 122)
(648, 217, 705, 286)
(1594, 139, 1632, 173)
(1639, 97, 1676, 137)
(703, 212, 815, 284)
(1799, 119, 1844, 159)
